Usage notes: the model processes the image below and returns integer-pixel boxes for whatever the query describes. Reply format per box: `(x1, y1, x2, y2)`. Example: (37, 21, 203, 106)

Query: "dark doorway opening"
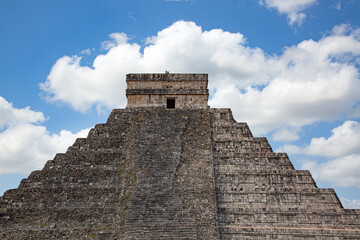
(167, 98, 175, 109)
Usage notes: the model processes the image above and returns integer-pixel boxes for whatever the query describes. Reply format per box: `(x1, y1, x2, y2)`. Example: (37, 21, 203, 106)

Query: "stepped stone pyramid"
(1, 73, 360, 239)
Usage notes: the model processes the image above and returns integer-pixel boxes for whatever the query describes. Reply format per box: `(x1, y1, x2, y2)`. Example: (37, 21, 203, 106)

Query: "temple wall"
(126, 80, 207, 90)
(126, 94, 208, 109)
(125, 73, 209, 109)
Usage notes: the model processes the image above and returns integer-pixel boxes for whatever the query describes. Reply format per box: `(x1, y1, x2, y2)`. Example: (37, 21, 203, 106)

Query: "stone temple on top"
(1, 73, 360, 239)
(126, 72, 209, 109)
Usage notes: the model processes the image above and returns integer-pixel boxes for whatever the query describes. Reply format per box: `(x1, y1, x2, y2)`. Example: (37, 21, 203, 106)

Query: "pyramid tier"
(210, 109, 360, 239)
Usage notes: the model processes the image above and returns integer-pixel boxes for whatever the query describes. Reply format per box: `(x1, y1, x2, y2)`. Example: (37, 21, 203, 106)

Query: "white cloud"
(41, 21, 272, 113)
(279, 121, 360, 190)
(0, 96, 45, 129)
(0, 97, 90, 175)
(210, 25, 360, 134)
(259, 0, 317, 26)
(278, 144, 302, 154)
(80, 48, 92, 55)
(280, 121, 360, 158)
(101, 32, 130, 50)
(41, 21, 360, 136)
(306, 121, 360, 157)
(341, 198, 360, 209)
(272, 128, 299, 141)
(302, 154, 360, 188)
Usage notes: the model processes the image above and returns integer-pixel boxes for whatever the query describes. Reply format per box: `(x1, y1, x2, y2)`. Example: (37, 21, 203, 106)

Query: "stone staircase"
(124, 109, 197, 239)
(0, 108, 218, 239)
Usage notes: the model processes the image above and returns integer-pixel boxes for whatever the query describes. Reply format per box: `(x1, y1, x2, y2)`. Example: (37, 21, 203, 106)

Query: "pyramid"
(1, 73, 360, 239)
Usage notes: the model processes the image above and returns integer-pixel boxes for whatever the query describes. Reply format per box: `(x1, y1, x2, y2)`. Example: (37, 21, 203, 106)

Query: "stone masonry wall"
(126, 73, 209, 109)
(210, 108, 360, 239)
(126, 94, 208, 109)
(0, 108, 219, 239)
(124, 109, 218, 239)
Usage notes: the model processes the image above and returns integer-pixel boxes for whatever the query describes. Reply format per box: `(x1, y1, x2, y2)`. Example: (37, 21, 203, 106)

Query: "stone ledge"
(126, 88, 209, 95)
(126, 73, 208, 81)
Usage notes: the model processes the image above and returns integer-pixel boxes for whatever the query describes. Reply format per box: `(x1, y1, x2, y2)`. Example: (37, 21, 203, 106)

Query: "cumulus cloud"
(302, 154, 360, 188)
(210, 24, 360, 135)
(101, 33, 130, 50)
(259, 0, 317, 26)
(0, 96, 45, 129)
(0, 97, 90, 175)
(279, 121, 360, 190)
(305, 121, 360, 157)
(280, 121, 360, 157)
(41, 21, 360, 136)
(40, 21, 272, 114)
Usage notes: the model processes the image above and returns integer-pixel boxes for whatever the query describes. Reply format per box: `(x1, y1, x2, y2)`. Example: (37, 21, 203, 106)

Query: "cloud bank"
(41, 21, 360, 137)
(0, 97, 89, 175)
(280, 120, 360, 188)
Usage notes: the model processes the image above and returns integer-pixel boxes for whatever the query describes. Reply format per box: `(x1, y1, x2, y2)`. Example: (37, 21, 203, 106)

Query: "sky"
(1, 0, 360, 208)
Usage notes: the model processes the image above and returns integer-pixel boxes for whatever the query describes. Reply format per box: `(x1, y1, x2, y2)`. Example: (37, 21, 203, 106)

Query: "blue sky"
(1, 0, 360, 208)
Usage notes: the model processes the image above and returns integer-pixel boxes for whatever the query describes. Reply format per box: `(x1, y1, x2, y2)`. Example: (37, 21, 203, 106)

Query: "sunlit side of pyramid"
(1, 73, 360, 239)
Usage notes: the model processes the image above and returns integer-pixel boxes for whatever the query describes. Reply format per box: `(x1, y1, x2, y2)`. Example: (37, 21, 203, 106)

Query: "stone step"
(1, 187, 120, 204)
(212, 124, 253, 138)
(215, 161, 293, 167)
(216, 192, 341, 205)
(214, 169, 317, 186)
(2, 206, 117, 223)
(43, 151, 126, 169)
(217, 185, 337, 195)
(19, 180, 123, 190)
(217, 202, 343, 212)
(214, 137, 272, 146)
(217, 206, 345, 214)
(214, 164, 293, 172)
(212, 151, 290, 159)
(22, 169, 121, 186)
(218, 214, 350, 226)
(218, 228, 360, 240)
(214, 163, 294, 170)
(216, 202, 343, 211)
(2, 200, 119, 209)
(1, 228, 112, 240)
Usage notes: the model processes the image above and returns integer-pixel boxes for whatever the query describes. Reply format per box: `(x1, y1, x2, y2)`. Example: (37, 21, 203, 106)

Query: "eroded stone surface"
(126, 73, 209, 109)
(0, 109, 219, 239)
(210, 108, 360, 239)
